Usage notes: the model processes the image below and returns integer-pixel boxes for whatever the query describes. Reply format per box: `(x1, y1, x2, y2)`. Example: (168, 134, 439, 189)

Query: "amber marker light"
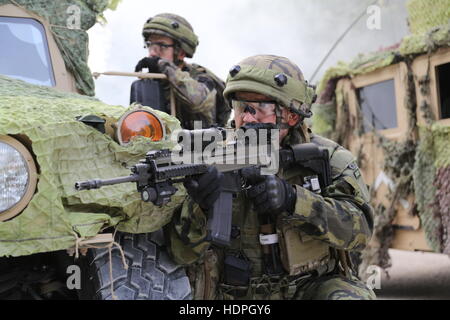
(117, 109, 165, 145)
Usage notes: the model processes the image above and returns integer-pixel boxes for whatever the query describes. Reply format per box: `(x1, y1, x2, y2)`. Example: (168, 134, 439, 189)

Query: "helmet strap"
(275, 105, 290, 130)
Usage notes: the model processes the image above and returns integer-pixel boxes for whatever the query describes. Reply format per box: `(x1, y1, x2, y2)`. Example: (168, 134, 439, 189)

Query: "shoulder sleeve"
(158, 59, 217, 116)
(287, 136, 374, 251)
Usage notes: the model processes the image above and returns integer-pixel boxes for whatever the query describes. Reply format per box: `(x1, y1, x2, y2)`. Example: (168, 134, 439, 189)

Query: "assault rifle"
(75, 127, 332, 247)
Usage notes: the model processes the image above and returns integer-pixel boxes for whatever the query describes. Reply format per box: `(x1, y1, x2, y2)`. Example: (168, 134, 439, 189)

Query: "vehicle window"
(436, 62, 450, 119)
(358, 79, 398, 132)
(0, 16, 55, 86)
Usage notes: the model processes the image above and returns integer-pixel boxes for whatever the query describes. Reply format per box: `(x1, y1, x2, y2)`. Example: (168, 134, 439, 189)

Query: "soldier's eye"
(145, 41, 174, 50)
(243, 104, 257, 115)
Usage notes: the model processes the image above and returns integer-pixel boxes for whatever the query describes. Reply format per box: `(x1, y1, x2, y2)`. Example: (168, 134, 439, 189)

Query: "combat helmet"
(223, 55, 316, 119)
(142, 13, 199, 58)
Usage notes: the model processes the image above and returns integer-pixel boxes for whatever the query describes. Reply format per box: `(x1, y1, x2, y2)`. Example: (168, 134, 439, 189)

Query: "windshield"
(0, 16, 55, 86)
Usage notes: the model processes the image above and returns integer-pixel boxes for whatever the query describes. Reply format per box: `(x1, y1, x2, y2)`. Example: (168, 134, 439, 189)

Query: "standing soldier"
(134, 13, 230, 129)
(168, 55, 376, 300)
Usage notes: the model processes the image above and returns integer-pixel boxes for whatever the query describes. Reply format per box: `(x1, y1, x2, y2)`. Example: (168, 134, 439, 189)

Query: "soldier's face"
(233, 92, 300, 140)
(146, 35, 176, 62)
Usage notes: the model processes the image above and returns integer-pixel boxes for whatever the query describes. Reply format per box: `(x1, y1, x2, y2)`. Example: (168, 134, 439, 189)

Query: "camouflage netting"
(0, 0, 120, 96)
(312, 0, 450, 271)
(316, 51, 400, 97)
(407, 0, 450, 35)
(0, 75, 184, 257)
(414, 125, 450, 254)
(316, 0, 450, 99)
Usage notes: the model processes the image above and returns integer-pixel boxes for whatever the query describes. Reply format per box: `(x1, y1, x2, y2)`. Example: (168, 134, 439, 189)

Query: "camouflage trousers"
(216, 273, 376, 300)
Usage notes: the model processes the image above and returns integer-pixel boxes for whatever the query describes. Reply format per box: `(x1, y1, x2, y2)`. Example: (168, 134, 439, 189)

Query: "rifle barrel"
(75, 175, 139, 190)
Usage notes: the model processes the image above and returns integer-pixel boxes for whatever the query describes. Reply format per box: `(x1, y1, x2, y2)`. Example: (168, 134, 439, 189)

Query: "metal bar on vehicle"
(92, 71, 167, 80)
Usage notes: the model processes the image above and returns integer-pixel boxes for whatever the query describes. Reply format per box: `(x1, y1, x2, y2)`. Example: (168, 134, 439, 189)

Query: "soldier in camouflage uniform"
(135, 13, 230, 129)
(167, 55, 376, 300)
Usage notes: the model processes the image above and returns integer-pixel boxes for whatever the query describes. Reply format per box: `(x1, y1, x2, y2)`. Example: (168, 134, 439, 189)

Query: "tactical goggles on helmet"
(145, 40, 175, 51)
(231, 99, 277, 121)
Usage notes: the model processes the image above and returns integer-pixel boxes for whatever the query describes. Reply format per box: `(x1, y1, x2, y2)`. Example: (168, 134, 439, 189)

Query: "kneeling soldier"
(168, 55, 376, 300)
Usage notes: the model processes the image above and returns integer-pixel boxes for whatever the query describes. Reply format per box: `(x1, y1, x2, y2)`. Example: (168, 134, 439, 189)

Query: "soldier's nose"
(242, 112, 258, 123)
(149, 48, 159, 57)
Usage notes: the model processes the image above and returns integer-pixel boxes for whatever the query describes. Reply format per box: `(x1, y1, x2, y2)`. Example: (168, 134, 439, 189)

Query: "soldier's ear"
(287, 112, 300, 126)
(177, 49, 186, 61)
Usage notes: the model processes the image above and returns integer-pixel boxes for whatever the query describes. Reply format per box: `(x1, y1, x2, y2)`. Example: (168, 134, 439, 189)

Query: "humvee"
(312, 0, 450, 274)
(0, 0, 192, 300)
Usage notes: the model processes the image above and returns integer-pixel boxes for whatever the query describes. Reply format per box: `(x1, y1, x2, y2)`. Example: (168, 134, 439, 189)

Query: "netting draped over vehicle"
(311, 0, 450, 269)
(407, 0, 450, 35)
(0, 76, 183, 257)
(414, 125, 450, 254)
(0, 0, 119, 96)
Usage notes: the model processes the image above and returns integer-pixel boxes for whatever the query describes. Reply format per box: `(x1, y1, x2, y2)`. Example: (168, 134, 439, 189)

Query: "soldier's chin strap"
(275, 104, 302, 130)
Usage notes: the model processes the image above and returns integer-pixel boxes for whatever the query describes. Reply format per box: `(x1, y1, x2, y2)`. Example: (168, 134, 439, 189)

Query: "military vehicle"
(0, 0, 192, 300)
(311, 0, 450, 275)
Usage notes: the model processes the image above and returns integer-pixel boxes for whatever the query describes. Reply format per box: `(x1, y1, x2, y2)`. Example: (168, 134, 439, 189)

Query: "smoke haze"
(88, 0, 409, 107)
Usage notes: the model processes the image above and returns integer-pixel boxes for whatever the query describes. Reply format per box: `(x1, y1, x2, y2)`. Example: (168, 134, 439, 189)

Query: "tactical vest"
(181, 127, 370, 299)
(213, 129, 369, 299)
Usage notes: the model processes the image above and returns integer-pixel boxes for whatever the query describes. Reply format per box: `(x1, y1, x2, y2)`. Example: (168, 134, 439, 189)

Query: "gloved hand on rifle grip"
(134, 56, 161, 73)
(183, 167, 223, 211)
(246, 175, 296, 217)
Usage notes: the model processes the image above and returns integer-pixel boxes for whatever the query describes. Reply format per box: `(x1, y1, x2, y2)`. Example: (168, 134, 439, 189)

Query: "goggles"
(145, 41, 175, 51)
(231, 100, 277, 121)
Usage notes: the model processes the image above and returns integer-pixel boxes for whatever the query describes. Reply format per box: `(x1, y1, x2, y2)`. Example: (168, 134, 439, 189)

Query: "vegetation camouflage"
(0, 0, 121, 96)
(311, 0, 450, 270)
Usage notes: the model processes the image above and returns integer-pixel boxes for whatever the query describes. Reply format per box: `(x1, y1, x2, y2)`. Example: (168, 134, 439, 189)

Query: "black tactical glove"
(247, 175, 297, 217)
(134, 56, 161, 73)
(183, 167, 223, 211)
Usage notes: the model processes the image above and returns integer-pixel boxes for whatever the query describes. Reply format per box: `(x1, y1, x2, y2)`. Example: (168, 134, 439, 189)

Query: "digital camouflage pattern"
(168, 128, 375, 300)
(158, 59, 230, 129)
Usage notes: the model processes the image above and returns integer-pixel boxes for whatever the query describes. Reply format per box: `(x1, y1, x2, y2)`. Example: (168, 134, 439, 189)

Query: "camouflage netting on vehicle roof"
(414, 124, 450, 254)
(400, 23, 450, 56)
(310, 0, 450, 273)
(0, 75, 183, 257)
(316, 51, 399, 97)
(316, 10, 450, 98)
(0, 0, 120, 96)
(407, 0, 450, 35)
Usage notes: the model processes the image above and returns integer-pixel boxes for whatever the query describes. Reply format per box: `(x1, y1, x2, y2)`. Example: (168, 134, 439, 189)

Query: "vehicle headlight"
(117, 109, 165, 146)
(0, 135, 38, 221)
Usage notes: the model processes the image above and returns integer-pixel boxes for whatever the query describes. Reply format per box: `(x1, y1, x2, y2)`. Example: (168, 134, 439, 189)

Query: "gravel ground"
(373, 249, 450, 300)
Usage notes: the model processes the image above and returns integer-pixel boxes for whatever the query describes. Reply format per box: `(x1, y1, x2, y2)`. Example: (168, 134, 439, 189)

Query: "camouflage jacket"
(167, 129, 374, 287)
(158, 59, 226, 129)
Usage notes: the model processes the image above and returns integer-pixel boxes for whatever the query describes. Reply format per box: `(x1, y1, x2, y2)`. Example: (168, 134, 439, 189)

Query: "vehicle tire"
(0, 258, 22, 299)
(78, 229, 192, 300)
